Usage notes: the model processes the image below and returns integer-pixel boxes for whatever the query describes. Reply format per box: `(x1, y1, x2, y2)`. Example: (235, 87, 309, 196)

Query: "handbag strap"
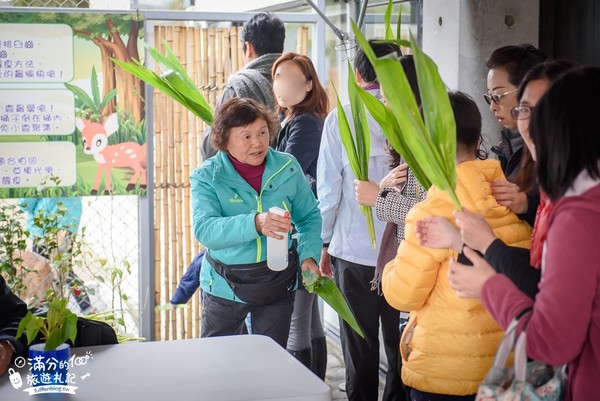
(514, 331, 529, 382)
(490, 307, 534, 370)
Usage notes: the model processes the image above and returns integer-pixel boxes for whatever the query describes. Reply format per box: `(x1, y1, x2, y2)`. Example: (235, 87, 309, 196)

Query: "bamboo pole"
(216, 28, 224, 101)
(208, 27, 217, 108)
(201, 28, 210, 111)
(223, 27, 231, 87)
(297, 26, 309, 55)
(174, 25, 186, 339)
(230, 26, 239, 76)
(237, 24, 244, 72)
(153, 25, 163, 342)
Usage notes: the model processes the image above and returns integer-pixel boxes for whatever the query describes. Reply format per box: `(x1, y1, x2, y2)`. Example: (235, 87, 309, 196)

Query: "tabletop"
(0, 334, 332, 401)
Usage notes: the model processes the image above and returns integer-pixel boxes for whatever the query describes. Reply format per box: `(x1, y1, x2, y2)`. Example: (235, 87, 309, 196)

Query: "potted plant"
(16, 291, 78, 387)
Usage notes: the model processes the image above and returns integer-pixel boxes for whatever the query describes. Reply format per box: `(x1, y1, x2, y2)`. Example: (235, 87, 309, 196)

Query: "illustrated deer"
(76, 114, 147, 195)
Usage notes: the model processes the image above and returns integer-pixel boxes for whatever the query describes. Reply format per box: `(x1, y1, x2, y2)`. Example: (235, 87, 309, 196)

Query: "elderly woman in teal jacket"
(191, 98, 322, 348)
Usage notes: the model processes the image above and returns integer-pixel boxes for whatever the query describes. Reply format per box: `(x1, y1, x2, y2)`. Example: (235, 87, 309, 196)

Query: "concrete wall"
(422, 0, 539, 147)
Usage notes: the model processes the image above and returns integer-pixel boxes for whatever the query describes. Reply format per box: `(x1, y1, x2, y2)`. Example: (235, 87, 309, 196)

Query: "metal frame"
(0, 6, 326, 342)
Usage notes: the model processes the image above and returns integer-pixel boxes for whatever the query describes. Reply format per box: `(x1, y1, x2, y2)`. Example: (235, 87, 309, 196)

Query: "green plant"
(17, 292, 78, 351)
(65, 66, 118, 123)
(351, 17, 462, 210)
(334, 67, 377, 249)
(112, 41, 214, 125)
(0, 204, 30, 297)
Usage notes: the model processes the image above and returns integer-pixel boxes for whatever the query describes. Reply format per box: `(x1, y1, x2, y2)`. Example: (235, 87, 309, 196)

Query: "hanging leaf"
(303, 271, 364, 338)
(112, 41, 214, 126)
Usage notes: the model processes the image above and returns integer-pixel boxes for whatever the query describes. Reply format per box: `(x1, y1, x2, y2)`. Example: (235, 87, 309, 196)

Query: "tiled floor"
(324, 335, 385, 401)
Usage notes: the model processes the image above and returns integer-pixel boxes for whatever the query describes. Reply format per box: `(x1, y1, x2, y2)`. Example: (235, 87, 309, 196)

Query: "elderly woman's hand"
(448, 247, 497, 298)
(255, 212, 292, 240)
(301, 258, 321, 277)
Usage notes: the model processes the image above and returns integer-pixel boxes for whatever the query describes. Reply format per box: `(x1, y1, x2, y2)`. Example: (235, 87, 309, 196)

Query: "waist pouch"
(205, 248, 299, 305)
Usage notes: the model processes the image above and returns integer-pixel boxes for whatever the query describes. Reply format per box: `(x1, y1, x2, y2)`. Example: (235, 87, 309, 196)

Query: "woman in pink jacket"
(449, 66, 600, 401)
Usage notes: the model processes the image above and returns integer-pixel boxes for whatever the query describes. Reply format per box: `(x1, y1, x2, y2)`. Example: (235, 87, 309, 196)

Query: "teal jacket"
(19, 197, 82, 239)
(191, 148, 323, 302)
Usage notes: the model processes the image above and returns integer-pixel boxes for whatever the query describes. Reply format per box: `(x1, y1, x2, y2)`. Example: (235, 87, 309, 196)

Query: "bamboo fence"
(153, 24, 310, 341)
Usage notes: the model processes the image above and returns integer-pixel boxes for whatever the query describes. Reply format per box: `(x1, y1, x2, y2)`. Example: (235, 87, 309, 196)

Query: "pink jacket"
(481, 179, 600, 401)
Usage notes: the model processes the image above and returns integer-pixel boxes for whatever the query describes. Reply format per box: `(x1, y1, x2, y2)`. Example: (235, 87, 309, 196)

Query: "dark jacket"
(492, 128, 524, 180)
(0, 275, 27, 357)
(170, 250, 204, 305)
(275, 112, 324, 197)
(483, 239, 540, 298)
(492, 128, 540, 226)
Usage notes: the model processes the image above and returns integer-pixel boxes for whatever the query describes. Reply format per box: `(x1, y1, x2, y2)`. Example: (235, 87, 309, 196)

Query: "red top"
(481, 183, 600, 401)
(529, 192, 554, 268)
(228, 153, 265, 193)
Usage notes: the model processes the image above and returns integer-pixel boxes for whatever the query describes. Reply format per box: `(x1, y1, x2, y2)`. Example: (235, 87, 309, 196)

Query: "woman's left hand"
(448, 247, 497, 299)
(301, 258, 321, 277)
(491, 180, 528, 214)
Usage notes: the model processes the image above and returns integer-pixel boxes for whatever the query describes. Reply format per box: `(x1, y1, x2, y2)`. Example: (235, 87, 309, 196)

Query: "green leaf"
(351, 21, 462, 210)
(65, 82, 96, 111)
(335, 76, 377, 248)
(396, 4, 403, 40)
(64, 313, 78, 345)
(90, 65, 100, 107)
(372, 39, 411, 48)
(302, 271, 364, 338)
(384, 0, 395, 40)
(45, 329, 64, 351)
(112, 40, 213, 126)
(354, 84, 431, 189)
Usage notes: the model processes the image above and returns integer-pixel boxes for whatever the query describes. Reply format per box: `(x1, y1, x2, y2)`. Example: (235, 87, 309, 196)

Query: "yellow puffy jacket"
(382, 159, 531, 396)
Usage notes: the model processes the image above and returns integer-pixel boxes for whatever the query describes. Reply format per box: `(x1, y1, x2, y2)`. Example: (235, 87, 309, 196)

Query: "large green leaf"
(112, 41, 214, 126)
(384, 0, 395, 40)
(351, 21, 462, 210)
(303, 271, 364, 338)
(355, 85, 431, 189)
(335, 74, 377, 249)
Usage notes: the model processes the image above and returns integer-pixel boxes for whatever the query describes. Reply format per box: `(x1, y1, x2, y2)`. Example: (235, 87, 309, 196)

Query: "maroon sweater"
(481, 183, 600, 401)
(228, 154, 265, 193)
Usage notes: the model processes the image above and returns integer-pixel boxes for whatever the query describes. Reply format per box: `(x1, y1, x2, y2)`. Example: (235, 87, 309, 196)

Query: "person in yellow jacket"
(382, 92, 531, 401)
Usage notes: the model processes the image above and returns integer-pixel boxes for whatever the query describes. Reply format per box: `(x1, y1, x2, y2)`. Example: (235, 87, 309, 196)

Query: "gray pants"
(287, 288, 325, 350)
(201, 291, 295, 348)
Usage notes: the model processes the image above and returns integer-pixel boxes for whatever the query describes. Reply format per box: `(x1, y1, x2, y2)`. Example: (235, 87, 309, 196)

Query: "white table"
(0, 335, 332, 401)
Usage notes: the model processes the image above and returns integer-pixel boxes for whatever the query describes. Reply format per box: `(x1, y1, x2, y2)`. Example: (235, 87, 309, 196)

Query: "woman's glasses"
(510, 105, 533, 120)
(483, 88, 518, 105)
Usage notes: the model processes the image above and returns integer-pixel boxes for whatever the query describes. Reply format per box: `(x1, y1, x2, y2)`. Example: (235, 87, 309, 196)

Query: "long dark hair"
(512, 60, 576, 194)
(530, 66, 600, 201)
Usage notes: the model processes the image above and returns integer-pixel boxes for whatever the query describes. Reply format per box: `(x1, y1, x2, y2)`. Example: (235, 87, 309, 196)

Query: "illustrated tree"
(0, 12, 145, 123)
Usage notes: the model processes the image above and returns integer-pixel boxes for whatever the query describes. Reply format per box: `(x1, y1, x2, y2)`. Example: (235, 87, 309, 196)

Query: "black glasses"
(483, 88, 518, 105)
(511, 105, 533, 120)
